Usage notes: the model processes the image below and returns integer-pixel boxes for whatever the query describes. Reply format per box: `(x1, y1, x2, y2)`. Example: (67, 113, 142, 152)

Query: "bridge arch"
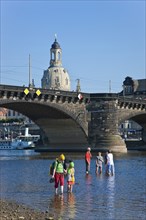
(0, 100, 88, 148)
(120, 112, 146, 141)
(117, 103, 146, 144)
(118, 109, 146, 124)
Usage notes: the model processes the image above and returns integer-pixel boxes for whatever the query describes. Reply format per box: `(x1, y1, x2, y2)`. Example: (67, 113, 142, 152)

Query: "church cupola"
(41, 37, 71, 91)
(50, 37, 62, 67)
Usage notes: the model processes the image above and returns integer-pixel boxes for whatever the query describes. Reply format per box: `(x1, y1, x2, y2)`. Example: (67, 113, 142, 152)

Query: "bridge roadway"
(0, 84, 146, 152)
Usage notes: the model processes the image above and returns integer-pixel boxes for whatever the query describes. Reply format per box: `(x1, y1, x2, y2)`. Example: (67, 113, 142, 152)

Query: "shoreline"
(34, 145, 146, 153)
(0, 199, 54, 220)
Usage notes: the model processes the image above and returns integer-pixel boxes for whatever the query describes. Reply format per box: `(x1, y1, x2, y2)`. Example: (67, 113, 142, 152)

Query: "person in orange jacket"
(85, 147, 92, 174)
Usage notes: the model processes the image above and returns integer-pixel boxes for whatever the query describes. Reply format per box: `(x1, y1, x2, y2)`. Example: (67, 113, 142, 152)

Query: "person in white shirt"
(107, 150, 115, 176)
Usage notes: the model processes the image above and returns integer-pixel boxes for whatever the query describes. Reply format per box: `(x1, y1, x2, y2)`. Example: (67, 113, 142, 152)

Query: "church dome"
(51, 39, 61, 49)
(47, 67, 70, 91)
(41, 38, 71, 91)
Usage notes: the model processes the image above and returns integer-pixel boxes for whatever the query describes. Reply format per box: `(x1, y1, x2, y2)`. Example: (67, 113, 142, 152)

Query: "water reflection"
(48, 193, 76, 220)
(0, 149, 39, 160)
(48, 194, 65, 219)
(106, 176, 115, 220)
(85, 173, 92, 185)
(67, 193, 76, 219)
(84, 174, 93, 215)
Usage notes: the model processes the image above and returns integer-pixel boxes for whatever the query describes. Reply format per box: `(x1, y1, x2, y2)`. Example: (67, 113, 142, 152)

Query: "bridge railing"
(0, 84, 89, 97)
(0, 84, 146, 105)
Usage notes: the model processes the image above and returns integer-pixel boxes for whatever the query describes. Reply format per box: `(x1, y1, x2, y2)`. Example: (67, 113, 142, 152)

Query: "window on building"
(58, 52, 61, 60)
(52, 52, 55, 60)
(55, 76, 59, 83)
(8, 110, 11, 117)
(13, 111, 15, 116)
(125, 85, 132, 94)
(55, 77, 60, 87)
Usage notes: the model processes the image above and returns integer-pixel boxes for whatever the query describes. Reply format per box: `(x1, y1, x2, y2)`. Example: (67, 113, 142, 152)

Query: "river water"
(0, 150, 146, 220)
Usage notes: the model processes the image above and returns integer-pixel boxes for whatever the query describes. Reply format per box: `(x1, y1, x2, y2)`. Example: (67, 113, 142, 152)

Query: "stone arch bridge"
(0, 84, 146, 152)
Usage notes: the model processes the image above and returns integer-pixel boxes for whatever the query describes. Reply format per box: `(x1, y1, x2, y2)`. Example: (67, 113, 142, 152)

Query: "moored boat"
(0, 127, 40, 150)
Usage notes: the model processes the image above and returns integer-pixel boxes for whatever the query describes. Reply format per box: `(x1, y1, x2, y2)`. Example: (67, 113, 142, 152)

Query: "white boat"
(0, 127, 40, 150)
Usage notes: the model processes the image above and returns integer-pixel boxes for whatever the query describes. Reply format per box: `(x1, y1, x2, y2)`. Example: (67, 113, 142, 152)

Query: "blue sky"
(1, 0, 145, 93)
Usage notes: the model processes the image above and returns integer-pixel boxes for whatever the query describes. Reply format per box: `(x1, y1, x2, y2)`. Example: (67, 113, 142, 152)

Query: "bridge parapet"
(0, 84, 90, 104)
(117, 97, 146, 111)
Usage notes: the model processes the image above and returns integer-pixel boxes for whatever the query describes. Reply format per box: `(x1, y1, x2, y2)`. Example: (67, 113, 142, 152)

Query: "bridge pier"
(88, 133, 126, 153)
(142, 124, 146, 143)
(87, 99, 127, 152)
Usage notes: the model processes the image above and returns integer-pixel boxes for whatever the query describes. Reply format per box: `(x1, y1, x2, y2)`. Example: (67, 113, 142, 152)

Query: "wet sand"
(0, 199, 54, 220)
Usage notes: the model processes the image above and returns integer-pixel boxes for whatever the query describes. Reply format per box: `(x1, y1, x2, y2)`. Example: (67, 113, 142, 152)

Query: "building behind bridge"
(122, 76, 146, 96)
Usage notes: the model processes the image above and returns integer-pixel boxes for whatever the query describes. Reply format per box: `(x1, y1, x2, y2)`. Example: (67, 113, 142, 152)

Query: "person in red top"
(85, 147, 92, 174)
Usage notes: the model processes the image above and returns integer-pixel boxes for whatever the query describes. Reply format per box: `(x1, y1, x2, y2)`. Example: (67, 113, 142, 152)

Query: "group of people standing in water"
(50, 148, 114, 195)
(85, 147, 115, 176)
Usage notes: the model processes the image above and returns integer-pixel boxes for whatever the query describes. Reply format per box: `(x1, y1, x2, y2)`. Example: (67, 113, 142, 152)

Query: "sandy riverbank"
(0, 199, 54, 220)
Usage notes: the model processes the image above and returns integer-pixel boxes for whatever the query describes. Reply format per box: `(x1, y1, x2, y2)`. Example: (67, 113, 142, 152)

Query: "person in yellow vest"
(52, 154, 66, 195)
(67, 162, 75, 193)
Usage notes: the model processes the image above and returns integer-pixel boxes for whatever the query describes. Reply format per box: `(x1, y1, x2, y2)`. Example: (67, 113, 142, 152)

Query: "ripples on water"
(0, 150, 146, 220)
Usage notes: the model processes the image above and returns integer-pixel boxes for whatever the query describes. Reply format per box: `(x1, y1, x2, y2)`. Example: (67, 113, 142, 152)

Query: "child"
(96, 152, 104, 174)
(67, 162, 75, 193)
